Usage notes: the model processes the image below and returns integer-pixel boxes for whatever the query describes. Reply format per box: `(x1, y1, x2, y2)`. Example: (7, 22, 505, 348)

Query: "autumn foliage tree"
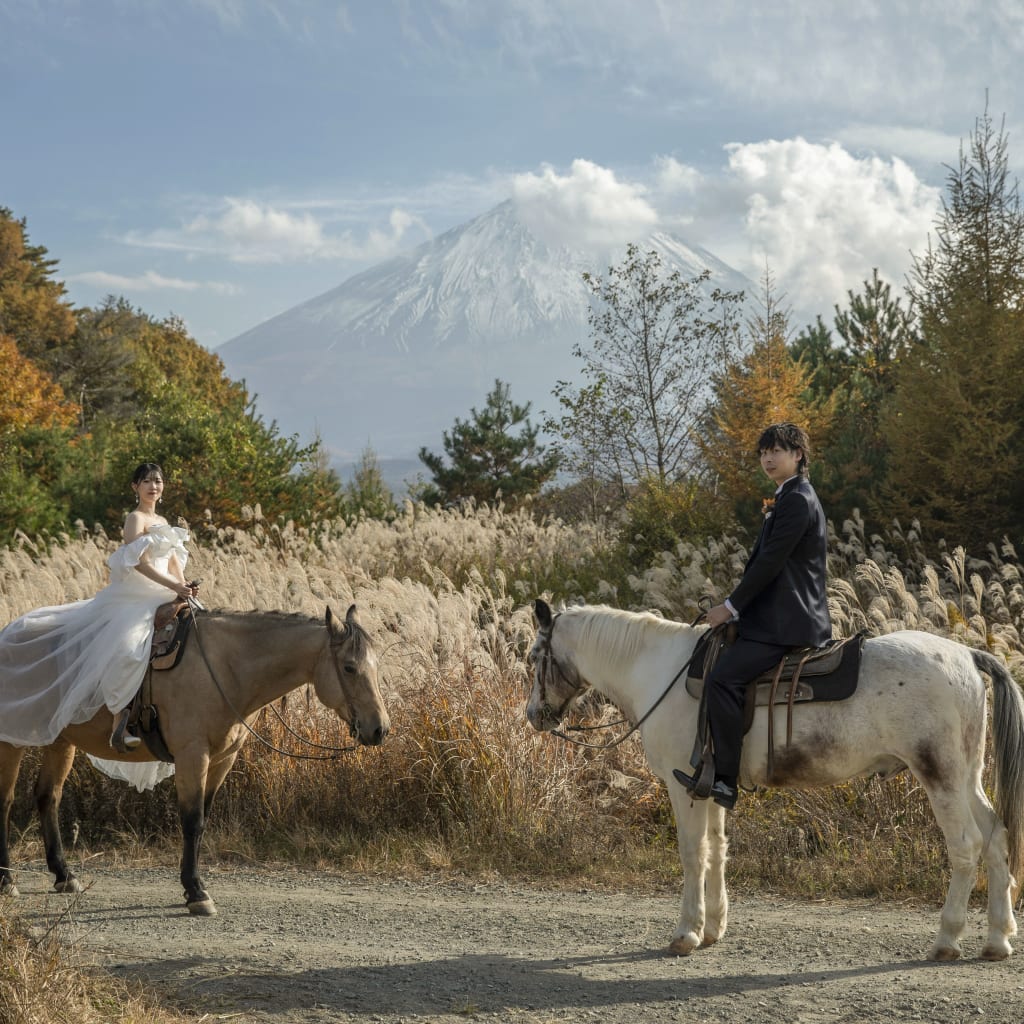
(0, 334, 79, 433)
(0, 209, 347, 544)
(700, 273, 831, 530)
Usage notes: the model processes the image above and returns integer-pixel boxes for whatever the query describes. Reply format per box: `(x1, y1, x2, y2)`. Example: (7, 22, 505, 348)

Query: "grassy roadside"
(3, 504, 1023, 1019)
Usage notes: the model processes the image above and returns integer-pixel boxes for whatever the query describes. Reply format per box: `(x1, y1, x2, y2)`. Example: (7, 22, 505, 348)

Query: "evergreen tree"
(881, 106, 1024, 548)
(793, 270, 916, 524)
(548, 244, 744, 488)
(418, 380, 559, 506)
(344, 444, 395, 519)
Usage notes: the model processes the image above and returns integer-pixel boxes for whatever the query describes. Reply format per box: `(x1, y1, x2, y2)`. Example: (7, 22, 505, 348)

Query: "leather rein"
(187, 600, 363, 761)
(534, 610, 713, 751)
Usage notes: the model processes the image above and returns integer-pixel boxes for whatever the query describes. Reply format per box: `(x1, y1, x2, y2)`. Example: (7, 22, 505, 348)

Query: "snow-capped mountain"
(217, 200, 753, 472)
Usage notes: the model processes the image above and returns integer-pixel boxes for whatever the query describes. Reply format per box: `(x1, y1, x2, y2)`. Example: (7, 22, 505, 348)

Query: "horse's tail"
(972, 650, 1024, 882)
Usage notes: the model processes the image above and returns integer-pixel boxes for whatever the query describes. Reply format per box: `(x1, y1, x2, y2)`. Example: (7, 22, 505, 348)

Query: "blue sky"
(2, 0, 1021, 349)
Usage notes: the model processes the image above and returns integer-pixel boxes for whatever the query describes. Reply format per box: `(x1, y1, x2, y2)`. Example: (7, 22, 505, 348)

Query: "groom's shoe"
(672, 768, 738, 810)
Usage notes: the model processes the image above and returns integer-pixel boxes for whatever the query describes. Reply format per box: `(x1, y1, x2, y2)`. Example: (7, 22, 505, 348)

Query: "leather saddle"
(684, 626, 866, 794)
(686, 628, 865, 719)
(150, 598, 194, 669)
(123, 599, 196, 764)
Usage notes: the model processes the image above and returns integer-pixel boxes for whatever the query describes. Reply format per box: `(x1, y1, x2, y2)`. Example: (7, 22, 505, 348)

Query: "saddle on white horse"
(685, 628, 866, 793)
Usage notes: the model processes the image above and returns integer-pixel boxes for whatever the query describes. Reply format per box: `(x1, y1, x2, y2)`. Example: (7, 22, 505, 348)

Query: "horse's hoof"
(699, 933, 720, 948)
(1, 882, 19, 898)
(980, 943, 1012, 961)
(54, 878, 82, 894)
(187, 898, 217, 917)
(667, 934, 699, 956)
(928, 945, 962, 962)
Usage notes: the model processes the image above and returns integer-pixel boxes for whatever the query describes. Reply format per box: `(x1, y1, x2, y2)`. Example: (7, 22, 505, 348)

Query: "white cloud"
(66, 269, 239, 295)
(512, 158, 658, 247)
(125, 197, 429, 265)
(721, 138, 940, 317)
(186, 199, 326, 262)
(655, 156, 702, 195)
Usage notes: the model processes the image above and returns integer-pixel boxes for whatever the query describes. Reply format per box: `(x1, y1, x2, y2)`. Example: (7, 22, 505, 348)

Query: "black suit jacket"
(728, 476, 832, 648)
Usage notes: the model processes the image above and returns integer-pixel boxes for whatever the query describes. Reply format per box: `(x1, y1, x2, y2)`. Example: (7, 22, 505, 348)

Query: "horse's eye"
(343, 664, 357, 675)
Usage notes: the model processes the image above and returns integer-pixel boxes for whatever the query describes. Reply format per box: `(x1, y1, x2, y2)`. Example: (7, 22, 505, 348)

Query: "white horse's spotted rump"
(527, 600, 1024, 962)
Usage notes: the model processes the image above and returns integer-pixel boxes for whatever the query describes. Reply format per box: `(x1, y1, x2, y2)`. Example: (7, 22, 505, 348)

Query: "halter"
(533, 609, 711, 751)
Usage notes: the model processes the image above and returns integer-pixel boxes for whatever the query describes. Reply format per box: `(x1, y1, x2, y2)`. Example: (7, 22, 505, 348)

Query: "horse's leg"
(36, 740, 81, 894)
(175, 749, 216, 915)
(701, 803, 729, 947)
(969, 782, 1016, 960)
(666, 789, 713, 955)
(176, 749, 237, 916)
(0, 743, 26, 896)
(919, 776, 984, 961)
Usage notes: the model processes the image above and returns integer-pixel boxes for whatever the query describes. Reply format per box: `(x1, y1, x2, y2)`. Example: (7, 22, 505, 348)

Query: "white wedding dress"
(0, 524, 185, 791)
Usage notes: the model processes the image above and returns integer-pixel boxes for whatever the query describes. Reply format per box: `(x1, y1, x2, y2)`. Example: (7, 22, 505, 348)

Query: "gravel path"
(14, 860, 1024, 1023)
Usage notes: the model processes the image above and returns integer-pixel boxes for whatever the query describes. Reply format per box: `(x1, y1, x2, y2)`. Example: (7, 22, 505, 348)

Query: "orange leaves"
(0, 333, 79, 432)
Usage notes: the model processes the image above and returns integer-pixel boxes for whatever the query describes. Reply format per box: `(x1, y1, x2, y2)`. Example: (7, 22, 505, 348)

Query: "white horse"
(525, 599, 1024, 961)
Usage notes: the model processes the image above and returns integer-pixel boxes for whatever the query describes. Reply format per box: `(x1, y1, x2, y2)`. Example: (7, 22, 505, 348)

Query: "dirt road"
(14, 859, 1024, 1023)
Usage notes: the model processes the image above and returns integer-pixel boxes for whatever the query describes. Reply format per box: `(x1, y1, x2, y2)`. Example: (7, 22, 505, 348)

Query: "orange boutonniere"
(761, 497, 776, 517)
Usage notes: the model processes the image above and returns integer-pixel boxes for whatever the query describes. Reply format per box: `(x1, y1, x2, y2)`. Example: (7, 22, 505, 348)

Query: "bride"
(0, 462, 200, 790)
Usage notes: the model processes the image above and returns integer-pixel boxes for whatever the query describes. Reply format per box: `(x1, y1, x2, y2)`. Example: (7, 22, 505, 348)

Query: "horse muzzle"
(354, 717, 390, 746)
(526, 701, 561, 733)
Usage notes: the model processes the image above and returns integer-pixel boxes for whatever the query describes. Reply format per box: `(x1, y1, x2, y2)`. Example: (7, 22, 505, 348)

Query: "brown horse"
(0, 604, 389, 915)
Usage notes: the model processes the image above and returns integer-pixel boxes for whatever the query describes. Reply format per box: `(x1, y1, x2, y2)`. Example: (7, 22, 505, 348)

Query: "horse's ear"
(346, 604, 360, 625)
(325, 606, 347, 636)
(533, 598, 553, 629)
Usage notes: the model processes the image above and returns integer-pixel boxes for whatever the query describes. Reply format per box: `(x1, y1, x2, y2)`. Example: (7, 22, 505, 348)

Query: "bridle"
(532, 609, 711, 751)
(189, 601, 364, 760)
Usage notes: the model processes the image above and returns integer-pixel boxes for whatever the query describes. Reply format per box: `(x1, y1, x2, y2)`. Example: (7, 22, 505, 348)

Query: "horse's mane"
(560, 604, 697, 671)
(206, 610, 368, 643)
(205, 608, 373, 655)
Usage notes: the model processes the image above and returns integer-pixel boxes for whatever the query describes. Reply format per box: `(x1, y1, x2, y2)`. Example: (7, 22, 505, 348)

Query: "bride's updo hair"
(131, 462, 164, 484)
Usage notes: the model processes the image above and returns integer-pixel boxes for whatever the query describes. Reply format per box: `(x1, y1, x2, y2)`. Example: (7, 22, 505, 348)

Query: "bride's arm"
(133, 554, 193, 599)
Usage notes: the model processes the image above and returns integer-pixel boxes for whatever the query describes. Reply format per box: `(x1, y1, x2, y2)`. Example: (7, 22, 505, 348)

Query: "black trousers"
(705, 637, 791, 779)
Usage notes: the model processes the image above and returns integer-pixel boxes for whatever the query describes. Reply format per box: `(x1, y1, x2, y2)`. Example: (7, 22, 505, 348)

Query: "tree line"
(423, 106, 1024, 558)
(3, 105, 1023, 559)
(0, 213, 356, 541)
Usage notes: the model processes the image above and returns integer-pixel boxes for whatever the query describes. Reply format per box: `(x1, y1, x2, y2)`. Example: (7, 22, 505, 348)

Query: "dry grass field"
(3, 502, 1024, 1020)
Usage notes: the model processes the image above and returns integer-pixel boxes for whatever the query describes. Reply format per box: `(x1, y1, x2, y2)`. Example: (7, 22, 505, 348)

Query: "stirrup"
(110, 709, 141, 752)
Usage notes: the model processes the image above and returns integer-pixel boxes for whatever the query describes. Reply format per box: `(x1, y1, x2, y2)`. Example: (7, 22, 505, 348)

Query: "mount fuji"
(217, 200, 754, 481)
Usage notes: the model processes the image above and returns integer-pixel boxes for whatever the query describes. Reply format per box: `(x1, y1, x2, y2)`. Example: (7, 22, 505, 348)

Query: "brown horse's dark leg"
(36, 740, 81, 893)
(179, 793, 209, 911)
(177, 751, 238, 916)
(0, 742, 27, 895)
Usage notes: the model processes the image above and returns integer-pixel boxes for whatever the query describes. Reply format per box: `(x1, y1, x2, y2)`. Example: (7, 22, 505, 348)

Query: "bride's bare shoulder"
(123, 510, 165, 542)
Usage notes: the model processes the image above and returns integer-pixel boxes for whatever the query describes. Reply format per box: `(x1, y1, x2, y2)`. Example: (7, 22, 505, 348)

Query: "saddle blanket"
(685, 631, 865, 707)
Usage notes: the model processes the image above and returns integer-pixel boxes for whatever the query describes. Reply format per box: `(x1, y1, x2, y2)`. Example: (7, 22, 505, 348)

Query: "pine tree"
(344, 444, 395, 519)
(881, 106, 1024, 548)
(418, 380, 559, 506)
(793, 270, 916, 524)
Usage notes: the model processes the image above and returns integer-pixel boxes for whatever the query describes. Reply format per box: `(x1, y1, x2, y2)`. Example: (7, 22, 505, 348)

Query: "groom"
(674, 422, 832, 810)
